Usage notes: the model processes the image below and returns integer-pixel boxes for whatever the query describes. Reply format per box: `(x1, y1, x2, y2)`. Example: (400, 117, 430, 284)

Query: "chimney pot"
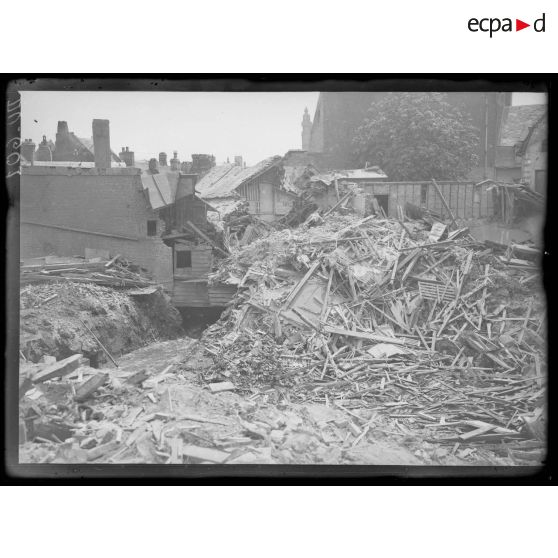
(21, 139, 36, 165)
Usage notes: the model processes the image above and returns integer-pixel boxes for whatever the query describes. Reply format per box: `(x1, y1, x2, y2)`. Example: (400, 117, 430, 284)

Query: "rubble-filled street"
(19, 210, 546, 465)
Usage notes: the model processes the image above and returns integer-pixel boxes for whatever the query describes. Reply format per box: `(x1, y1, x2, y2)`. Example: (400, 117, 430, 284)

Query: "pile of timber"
(201, 210, 546, 455)
(20, 255, 154, 288)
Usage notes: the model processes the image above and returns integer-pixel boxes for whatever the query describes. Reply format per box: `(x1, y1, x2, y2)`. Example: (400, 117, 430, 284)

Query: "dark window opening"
(176, 250, 192, 268)
(147, 220, 157, 236)
(373, 195, 389, 216)
(420, 184, 428, 205)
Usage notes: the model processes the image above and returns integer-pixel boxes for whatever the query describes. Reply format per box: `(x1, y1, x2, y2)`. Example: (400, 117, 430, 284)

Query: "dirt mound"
(20, 281, 183, 365)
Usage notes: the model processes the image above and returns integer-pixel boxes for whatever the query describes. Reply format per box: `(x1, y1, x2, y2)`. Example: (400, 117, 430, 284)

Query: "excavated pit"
(20, 282, 185, 366)
(178, 306, 227, 339)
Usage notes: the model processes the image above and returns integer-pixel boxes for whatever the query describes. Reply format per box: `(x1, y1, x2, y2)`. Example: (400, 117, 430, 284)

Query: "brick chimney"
(148, 158, 159, 174)
(234, 155, 243, 167)
(119, 146, 135, 167)
(92, 119, 111, 169)
(56, 121, 69, 140)
(21, 139, 36, 165)
(54, 121, 71, 160)
(170, 150, 180, 171)
(36, 135, 53, 162)
(159, 152, 168, 167)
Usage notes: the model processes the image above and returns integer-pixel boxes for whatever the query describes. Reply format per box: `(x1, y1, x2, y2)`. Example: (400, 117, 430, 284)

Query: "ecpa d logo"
(468, 13, 545, 37)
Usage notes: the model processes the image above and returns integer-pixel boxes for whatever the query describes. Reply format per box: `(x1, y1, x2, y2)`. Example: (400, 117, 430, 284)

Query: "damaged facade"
(494, 104, 547, 193)
(20, 119, 172, 286)
(195, 155, 298, 223)
(136, 152, 237, 308)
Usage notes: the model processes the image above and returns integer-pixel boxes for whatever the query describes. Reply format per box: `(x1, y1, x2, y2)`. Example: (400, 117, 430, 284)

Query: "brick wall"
(20, 166, 173, 285)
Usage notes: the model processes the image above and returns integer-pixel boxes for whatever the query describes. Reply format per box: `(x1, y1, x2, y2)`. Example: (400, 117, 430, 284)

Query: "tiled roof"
(194, 164, 244, 198)
(498, 105, 546, 146)
(196, 156, 283, 199)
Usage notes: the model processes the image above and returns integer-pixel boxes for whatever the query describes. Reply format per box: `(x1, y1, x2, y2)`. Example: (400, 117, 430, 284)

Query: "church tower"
(301, 107, 312, 150)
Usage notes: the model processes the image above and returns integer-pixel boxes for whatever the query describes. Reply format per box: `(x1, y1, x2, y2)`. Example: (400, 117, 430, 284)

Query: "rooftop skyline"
(20, 91, 320, 166)
(20, 91, 546, 166)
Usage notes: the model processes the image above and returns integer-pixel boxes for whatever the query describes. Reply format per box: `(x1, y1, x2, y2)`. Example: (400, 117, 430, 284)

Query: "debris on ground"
(18, 209, 546, 466)
(196, 210, 546, 464)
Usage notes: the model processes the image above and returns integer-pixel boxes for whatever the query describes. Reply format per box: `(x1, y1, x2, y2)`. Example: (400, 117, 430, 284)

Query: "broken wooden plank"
(79, 319, 119, 368)
(283, 260, 321, 309)
(431, 179, 458, 229)
(323, 325, 420, 347)
(126, 369, 149, 386)
(74, 373, 109, 402)
(32, 354, 83, 383)
(181, 445, 230, 464)
(208, 381, 236, 393)
(185, 220, 228, 256)
(104, 253, 121, 268)
(324, 191, 353, 217)
(86, 441, 121, 461)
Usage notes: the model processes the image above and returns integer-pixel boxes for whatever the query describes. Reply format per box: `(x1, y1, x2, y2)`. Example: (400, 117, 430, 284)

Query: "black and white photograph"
(9, 83, 548, 468)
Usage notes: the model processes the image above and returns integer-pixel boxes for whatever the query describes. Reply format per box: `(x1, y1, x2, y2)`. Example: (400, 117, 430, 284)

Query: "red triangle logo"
(516, 19, 530, 31)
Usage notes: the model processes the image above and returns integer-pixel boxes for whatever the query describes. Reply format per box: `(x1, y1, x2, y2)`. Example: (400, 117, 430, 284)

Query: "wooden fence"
(357, 181, 495, 220)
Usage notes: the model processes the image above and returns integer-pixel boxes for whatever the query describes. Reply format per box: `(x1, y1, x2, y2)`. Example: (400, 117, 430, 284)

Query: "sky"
(20, 91, 320, 166)
(21, 91, 546, 165)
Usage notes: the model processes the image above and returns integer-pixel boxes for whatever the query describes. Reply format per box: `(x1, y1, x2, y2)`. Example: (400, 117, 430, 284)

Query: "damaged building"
(137, 152, 236, 308)
(494, 104, 547, 193)
(195, 155, 298, 223)
(20, 119, 173, 286)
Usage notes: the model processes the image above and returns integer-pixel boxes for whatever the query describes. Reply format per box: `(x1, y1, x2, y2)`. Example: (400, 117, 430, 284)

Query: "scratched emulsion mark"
(6, 94, 21, 179)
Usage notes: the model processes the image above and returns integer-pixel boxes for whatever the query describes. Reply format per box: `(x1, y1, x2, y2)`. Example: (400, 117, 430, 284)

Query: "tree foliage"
(352, 93, 480, 181)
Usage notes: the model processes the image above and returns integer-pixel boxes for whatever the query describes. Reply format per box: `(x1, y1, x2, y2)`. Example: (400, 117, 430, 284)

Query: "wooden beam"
(323, 325, 420, 347)
(21, 221, 139, 241)
(185, 220, 228, 256)
(283, 260, 321, 310)
(431, 179, 458, 229)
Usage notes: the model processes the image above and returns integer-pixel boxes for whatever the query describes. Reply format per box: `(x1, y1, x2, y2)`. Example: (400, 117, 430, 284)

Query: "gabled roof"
(196, 156, 283, 199)
(76, 136, 122, 163)
(141, 173, 175, 209)
(141, 170, 201, 209)
(498, 105, 546, 147)
(194, 164, 244, 198)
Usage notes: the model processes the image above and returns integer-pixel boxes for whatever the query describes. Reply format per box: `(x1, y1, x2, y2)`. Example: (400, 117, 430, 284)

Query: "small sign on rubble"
(428, 222, 447, 242)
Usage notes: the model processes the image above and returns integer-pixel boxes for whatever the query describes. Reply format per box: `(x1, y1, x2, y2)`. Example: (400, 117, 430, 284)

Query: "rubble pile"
(222, 213, 278, 251)
(20, 255, 154, 288)
(199, 211, 546, 463)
